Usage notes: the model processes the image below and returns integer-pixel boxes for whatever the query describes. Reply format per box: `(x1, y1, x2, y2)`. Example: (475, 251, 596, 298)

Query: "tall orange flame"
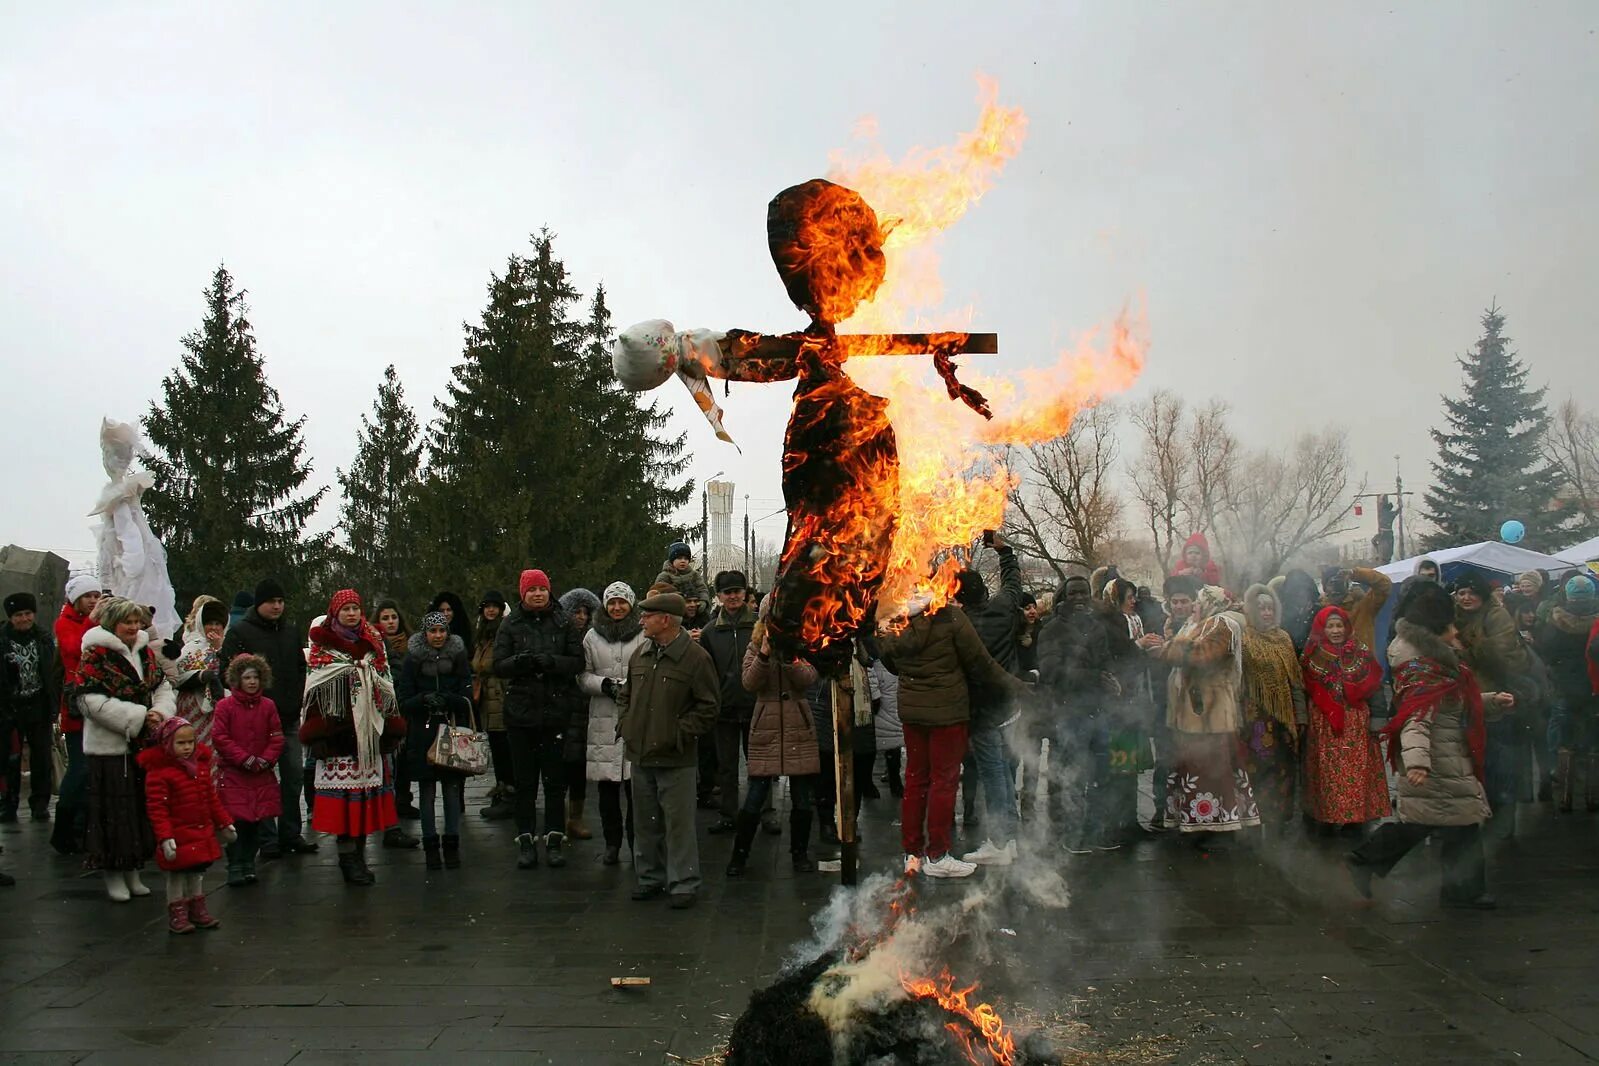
(822, 77, 1147, 620)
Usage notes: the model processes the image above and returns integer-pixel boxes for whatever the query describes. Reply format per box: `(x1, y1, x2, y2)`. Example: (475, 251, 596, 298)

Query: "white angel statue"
(90, 418, 180, 639)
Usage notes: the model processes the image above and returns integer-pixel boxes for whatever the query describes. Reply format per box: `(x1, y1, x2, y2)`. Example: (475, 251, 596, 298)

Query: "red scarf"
(1381, 652, 1487, 782)
(1300, 606, 1380, 735)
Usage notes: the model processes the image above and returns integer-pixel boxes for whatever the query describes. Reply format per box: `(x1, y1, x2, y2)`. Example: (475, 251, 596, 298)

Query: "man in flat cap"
(616, 591, 720, 909)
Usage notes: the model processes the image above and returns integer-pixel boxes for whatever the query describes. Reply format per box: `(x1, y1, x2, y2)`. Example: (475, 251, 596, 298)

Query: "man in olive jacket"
(618, 592, 720, 908)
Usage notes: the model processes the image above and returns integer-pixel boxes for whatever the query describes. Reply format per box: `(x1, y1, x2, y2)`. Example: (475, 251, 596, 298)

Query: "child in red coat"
(212, 655, 283, 886)
(140, 716, 235, 934)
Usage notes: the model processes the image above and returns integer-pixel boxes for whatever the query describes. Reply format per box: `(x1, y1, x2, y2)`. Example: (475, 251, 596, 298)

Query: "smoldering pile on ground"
(715, 869, 1073, 1066)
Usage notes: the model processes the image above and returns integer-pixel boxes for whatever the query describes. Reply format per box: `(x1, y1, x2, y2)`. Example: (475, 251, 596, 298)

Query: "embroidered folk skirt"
(86, 753, 154, 871)
(1166, 732, 1261, 833)
(1302, 707, 1391, 826)
(310, 752, 398, 838)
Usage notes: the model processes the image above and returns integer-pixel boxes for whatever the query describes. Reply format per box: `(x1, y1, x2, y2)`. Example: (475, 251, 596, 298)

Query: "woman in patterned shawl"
(1160, 585, 1261, 846)
(298, 589, 406, 886)
(1240, 584, 1306, 830)
(172, 598, 228, 754)
(1300, 604, 1392, 831)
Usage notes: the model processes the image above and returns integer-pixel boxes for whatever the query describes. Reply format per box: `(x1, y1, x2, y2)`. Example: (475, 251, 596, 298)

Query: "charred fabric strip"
(932, 351, 993, 420)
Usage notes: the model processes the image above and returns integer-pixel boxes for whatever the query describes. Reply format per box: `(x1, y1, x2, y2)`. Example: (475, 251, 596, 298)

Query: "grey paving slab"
(4, 780, 1597, 1063)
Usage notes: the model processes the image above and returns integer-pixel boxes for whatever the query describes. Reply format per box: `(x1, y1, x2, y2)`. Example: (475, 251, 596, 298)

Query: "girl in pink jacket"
(211, 654, 283, 886)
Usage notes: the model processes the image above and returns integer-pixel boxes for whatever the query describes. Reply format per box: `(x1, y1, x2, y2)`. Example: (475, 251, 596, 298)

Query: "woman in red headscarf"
(299, 590, 406, 886)
(1301, 605, 1391, 830)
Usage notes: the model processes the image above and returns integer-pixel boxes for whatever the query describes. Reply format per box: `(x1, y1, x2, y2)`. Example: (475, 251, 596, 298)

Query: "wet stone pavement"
(1, 776, 1596, 1065)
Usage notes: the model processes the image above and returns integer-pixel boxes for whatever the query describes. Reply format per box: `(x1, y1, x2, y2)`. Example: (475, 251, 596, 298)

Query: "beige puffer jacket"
(1387, 620, 1491, 827)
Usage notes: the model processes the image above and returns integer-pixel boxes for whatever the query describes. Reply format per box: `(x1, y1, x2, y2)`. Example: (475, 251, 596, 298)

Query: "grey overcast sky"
(3, 2, 1595, 567)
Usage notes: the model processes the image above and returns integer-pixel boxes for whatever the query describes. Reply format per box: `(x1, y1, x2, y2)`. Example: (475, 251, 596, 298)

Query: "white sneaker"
(103, 871, 131, 903)
(124, 870, 151, 897)
(961, 839, 1016, 867)
(903, 853, 922, 876)
(921, 853, 977, 879)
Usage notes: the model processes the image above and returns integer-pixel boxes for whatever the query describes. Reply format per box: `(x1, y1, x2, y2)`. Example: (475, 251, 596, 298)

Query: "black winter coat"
(493, 604, 583, 731)
(396, 632, 475, 782)
(964, 548, 1026, 676)
(1535, 606, 1599, 704)
(699, 605, 759, 722)
(219, 608, 307, 731)
(2, 623, 60, 727)
(1036, 606, 1113, 713)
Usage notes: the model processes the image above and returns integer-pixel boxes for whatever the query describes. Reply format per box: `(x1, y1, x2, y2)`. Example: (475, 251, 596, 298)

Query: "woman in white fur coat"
(577, 581, 647, 866)
(76, 598, 176, 901)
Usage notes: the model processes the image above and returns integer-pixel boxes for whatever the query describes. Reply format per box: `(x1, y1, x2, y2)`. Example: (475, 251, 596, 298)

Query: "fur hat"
(638, 591, 687, 617)
(65, 574, 100, 604)
(479, 589, 507, 611)
(1400, 581, 1455, 634)
(1162, 573, 1202, 599)
(4, 592, 37, 617)
(225, 653, 273, 691)
(560, 588, 602, 617)
(519, 569, 551, 598)
(199, 601, 228, 628)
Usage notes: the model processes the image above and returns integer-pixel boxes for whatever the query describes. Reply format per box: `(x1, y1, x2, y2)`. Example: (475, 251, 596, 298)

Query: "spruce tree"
(418, 230, 692, 598)
(336, 364, 424, 604)
(144, 265, 326, 601)
(1423, 304, 1553, 549)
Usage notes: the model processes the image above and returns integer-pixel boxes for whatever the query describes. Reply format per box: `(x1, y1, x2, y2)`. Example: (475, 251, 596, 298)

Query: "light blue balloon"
(1500, 519, 1526, 544)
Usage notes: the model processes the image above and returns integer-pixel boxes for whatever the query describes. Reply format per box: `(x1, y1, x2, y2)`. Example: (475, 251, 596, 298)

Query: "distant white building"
(706, 480, 740, 578)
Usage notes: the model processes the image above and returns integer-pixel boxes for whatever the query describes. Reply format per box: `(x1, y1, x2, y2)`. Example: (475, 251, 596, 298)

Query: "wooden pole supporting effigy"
(831, 654, 858, 887)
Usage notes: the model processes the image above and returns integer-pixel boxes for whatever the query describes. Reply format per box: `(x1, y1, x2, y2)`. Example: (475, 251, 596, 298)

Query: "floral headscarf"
(1240, 585, 1299, 738)
(154, 715, 200, 776)
(1301, 605, 1380, 734)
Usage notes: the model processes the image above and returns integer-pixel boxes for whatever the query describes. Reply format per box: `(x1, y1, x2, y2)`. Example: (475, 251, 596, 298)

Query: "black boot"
(354, 840, 377, 885)
(544, 831, 567, 868)
(423, 837, 443, 870)
(818, 806, 841, 846)
(383, 826, 420, 849)
(443, 834, 461, 869)
(516, 833, 539, 869)
(602, 845, 621, 866)
(790, 809, 816, 873)
(338, 852, 364, 884)
(725, 812, 759, 877)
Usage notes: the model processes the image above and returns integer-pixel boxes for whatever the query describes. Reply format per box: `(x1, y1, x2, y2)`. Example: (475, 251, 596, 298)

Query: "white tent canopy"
(1377, 541, 1577, 583)
(1555, 534, 1599, 566)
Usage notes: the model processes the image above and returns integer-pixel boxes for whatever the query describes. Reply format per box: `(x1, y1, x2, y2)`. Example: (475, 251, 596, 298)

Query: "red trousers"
(900, 722, 969, 859)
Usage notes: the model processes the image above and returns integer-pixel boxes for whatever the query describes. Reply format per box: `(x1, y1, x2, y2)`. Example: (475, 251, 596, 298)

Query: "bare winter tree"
(1543, 399, 1599, 536)
(1129, 389, 1189, 574)
(1224, 427, 1361, 578)
(1003, 404, 1124, 584)
(1182, 398, 1242, 569)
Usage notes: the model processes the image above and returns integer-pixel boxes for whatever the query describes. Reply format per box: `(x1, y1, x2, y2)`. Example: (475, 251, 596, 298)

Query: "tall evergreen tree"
(336, 364, 424, 604)
(1423, 304, 1553, 549)
(144, 265, 326, 601)
(417, 230, 691, 597)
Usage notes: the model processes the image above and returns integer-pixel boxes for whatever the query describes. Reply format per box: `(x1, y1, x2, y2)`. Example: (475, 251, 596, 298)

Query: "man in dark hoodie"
(699, 571, 770, 834)
(1036, 575, 1119, 853)
(952, 533, 1026, 865)
(219, 578, 316, 857)
(3, 593, 59, 823)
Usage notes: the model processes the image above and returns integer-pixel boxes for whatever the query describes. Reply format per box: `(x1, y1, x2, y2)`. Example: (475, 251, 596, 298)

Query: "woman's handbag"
(51, 725, 69, 790)
(427, 700, 490, 776)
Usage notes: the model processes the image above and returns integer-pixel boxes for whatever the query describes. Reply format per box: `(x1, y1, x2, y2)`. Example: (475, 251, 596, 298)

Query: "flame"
(806, 76, 1144, 621)
(900, 967, 1018, 1065)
